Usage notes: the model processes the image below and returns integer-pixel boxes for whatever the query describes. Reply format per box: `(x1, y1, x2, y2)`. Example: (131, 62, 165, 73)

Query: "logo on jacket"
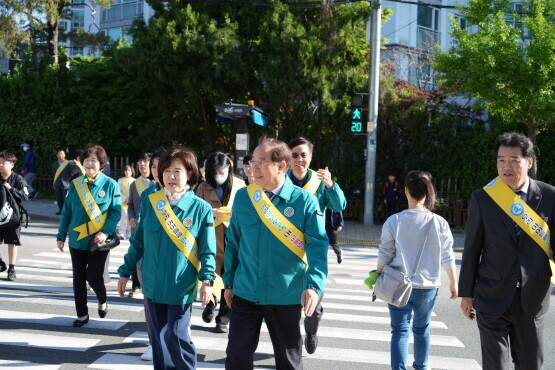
(98, 191, 106, 198)
(510, 202, 524, 216)
(183, 218, 193, 228)
(254, 189, 262, 203)
(284, 207, 295, 217)
(156, 200, 166, 211)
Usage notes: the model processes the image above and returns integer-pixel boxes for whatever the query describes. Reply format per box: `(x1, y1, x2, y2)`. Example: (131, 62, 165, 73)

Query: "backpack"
(0, 184, 29, 229)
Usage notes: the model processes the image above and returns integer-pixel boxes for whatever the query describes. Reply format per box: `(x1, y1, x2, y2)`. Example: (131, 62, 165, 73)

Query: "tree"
(0, 0, 113, 66)
(434, 0, 555, 144)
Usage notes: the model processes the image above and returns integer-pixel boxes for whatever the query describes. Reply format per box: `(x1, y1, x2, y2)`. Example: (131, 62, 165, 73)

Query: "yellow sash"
(74, 160, 86, 175)
(247, 184, 308, 265)
(53, 160, 69, 184)
(136, 177, 147, 196)
(72, 177, 107, 240)
(301, 169, 321, 195)
(148, 190, 201, 272)
(214, 178, 244, 228)
(483, 177, 555, 284)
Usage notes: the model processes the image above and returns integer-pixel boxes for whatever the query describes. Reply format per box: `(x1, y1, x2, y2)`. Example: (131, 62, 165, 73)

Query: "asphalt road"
(1, 221, 555, 369)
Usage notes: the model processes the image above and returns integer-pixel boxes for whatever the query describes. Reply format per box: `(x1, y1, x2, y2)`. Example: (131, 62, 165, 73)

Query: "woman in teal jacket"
(117, 147, 216, 370)
(56, 144, 122, 327)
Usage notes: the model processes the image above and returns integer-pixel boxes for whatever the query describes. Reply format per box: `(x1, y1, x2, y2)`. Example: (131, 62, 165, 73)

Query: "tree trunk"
(47, 19, 59, 66)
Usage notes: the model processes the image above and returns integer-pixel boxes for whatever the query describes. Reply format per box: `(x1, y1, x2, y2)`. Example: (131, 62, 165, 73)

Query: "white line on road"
(0, 331, 99, 352)
(0, 310, 128, 330)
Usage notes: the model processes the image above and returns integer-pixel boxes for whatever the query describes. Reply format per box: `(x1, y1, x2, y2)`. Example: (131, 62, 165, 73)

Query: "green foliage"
(434, 0, 555, 142)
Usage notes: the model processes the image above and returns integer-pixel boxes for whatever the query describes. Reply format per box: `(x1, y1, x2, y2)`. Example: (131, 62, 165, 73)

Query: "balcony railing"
(416, 27, 441, 49)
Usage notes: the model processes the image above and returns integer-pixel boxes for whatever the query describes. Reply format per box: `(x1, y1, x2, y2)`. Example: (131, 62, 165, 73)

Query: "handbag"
(0, 184, 22, 229)
(86, 217, 120, 253)
(373, 218, 434, 307)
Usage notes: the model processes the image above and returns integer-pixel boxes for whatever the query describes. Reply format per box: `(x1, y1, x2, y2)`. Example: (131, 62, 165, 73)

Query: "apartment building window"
(101, 1, 143, 22)
(505, 3, 523, 28)
(73, 9, 85, 29)
(105, 26, 133, 43)
(417, 5, 440, 48)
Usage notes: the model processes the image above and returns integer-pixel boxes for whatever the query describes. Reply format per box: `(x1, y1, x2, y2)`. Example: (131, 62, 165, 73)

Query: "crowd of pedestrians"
(0, 131, 552, 370)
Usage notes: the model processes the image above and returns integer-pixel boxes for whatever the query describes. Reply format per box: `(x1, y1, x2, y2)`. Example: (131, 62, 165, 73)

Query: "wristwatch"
(202, 279, 214, 287)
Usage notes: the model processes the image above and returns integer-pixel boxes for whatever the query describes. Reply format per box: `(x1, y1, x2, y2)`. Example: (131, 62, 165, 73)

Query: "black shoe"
(73, 316, 89, 327)
(304, 332, 318, 354)
(98, 304, 108, 318)
(202, 306, 215, 323)
(7, 268, 16, 281)
(0, 259, 6, 273)
(215, 323, 228, 333)
(337, 250, 343, 264)
(55, 211, 61, 215)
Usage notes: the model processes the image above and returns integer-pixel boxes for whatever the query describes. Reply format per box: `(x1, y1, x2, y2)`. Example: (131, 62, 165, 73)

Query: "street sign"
(215, 105, 251, 117)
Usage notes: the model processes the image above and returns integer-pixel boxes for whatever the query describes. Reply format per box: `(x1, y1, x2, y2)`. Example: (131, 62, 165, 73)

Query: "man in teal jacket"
(224, 138, 328, 370)
(288, 137, 347, 354)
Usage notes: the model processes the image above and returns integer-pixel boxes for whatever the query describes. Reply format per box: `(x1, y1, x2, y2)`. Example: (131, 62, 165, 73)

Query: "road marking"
(0, 360, 60, 369)
(0, 331, 99, 352)
(34, 252, 125, 264)
(0, 291, 143, 312)
(0, 310, 128, 330)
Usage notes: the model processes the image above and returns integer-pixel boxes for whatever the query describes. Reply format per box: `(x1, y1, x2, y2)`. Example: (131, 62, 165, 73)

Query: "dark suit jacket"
(459, 178, 555, 316)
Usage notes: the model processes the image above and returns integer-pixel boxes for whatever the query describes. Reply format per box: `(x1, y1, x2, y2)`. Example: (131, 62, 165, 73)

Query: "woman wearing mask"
(56, 144, 122, 327)
(118, 146, 216, 369)
(376, 170, 457, 370)
(195, 152, 245, 333)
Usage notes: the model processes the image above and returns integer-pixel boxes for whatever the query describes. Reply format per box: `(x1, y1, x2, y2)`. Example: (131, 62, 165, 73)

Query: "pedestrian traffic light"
(350, 95, 364, 133)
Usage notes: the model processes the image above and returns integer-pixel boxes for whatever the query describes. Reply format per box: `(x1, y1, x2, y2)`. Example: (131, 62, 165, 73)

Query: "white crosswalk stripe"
(0, 238, 481, 369)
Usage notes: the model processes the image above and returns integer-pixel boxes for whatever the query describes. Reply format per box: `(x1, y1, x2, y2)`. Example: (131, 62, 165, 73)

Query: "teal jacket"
(223, 177, 328, 305)
(57, 174, 122, 250)
(287, 169, 347, 213)
(118, 190, 216, 305)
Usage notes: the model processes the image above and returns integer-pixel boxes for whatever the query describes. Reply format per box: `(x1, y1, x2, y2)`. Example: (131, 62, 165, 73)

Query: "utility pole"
(363, 0, 381, 225)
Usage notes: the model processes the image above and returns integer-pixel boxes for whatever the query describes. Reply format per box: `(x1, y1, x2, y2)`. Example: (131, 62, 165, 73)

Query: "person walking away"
(377, 170, 457, 370)
(0, 151, 29, 281)
(56, 144, 122, 327)
(459, 132, 555, 370)
(325, 209, 344, 263)
(383, 174, 402, 218)
(20, 142, 37, 199)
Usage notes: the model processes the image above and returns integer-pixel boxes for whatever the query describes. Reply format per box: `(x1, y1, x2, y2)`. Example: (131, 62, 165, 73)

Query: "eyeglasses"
(292, 152, 309, 159)
(248, 161, 275, 169)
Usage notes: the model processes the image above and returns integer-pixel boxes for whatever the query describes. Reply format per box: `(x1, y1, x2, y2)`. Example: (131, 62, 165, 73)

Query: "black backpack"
(0, 184, 29, 229)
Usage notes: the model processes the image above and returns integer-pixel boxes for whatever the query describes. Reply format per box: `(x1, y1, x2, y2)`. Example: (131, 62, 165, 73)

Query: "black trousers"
(69, 247, 109, 317)
(476, 288, 546, 370)
(226, 295, 303, 370)
(204, 288, 231, 325)
(55, 186, 68, 212)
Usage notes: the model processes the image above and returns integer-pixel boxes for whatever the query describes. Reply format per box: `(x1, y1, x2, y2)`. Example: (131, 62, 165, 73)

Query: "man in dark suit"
(459, 132, 555, 370)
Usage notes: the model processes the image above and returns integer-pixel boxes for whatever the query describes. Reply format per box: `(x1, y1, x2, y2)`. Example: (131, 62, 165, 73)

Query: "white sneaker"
(140, 345, 153, 361)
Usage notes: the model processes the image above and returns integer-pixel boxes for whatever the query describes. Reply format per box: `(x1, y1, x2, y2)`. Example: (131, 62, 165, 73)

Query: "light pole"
(363, 0, 381, 225)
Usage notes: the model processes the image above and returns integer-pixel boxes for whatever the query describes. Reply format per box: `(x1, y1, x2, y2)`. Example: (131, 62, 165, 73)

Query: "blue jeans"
(388, 288, 438, 370)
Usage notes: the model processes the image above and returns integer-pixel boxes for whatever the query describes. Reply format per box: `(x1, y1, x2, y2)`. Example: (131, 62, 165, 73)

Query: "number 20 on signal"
(351, 121, 362, 132)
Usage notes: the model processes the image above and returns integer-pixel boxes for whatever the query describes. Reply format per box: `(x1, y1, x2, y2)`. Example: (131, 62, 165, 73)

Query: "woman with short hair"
(57, 144, 122, 327)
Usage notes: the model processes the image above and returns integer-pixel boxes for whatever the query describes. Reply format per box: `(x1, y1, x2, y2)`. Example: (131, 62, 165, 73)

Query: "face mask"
(214, 174, 227, 185)
(22, 146, 29, 152)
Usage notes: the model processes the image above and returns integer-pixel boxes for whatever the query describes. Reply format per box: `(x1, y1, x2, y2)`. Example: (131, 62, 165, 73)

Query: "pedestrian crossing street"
(0, 240, 482, 369)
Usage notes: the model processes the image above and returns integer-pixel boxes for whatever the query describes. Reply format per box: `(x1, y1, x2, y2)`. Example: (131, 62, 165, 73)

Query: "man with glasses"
(287, 136, 347, 354)
(223, 137, 328, 369)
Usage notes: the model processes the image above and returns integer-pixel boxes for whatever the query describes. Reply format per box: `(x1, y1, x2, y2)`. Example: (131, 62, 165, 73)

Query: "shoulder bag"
(373, 217, 434, 307)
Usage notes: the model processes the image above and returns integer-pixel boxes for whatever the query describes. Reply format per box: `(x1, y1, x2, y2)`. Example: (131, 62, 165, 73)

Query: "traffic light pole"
(363, 0, 381, 225)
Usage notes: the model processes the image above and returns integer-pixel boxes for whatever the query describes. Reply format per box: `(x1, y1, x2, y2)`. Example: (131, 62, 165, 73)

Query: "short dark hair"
(0, 151, 17, 164)
(82, 144, 109, 170)
(243, 154, 253, 165)
(495, 132, 534, 159)
(258, 137, 292, 167)
(138, 153, 152, 162)
(157, 146, 200, 188)
(288, 137, 314, 154)
(405, 170, 436, 211)
(149, 147, 166, 181)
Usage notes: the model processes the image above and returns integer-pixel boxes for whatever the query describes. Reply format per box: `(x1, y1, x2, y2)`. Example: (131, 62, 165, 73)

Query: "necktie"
(265, 191, 274, 201)
(514, 190, 525, 239)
